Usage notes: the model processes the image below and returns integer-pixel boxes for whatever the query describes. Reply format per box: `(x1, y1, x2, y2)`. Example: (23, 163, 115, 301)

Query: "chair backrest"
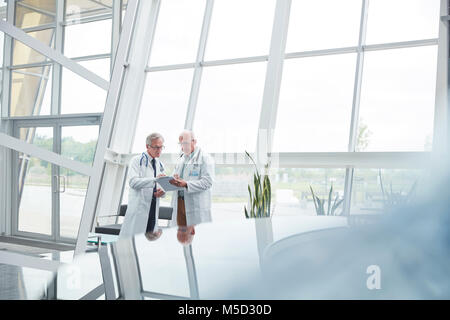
(119, 204, 172, 220)
(159, 206, 173, 220)
(119, 204, 128, 216)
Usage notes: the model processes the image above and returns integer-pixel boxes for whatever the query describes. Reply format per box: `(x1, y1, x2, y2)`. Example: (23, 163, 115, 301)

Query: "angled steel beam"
(0, 132, 93, 176)
(74, 0, 148, 256)
(0, 20, 109, 90)
(256, 0, 292, 166)
(0, 250, 62, 272)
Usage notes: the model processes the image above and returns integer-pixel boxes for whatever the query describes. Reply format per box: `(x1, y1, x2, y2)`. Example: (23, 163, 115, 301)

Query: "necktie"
(146, 158, 157, 232)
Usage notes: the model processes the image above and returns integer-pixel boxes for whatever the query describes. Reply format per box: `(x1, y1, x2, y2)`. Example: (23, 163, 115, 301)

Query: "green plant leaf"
(327, 184, 333, 216)
(310, 186, 319, 214)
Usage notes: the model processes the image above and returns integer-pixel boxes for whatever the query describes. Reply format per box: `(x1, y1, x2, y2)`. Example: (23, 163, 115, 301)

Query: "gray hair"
(179, 130, 196, 141)
(146, 133, 164, 145)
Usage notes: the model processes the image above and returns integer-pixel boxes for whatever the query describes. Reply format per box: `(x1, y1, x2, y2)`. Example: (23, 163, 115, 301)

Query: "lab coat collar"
(146, 151, 158, 162)
(183, 147, 199, 162)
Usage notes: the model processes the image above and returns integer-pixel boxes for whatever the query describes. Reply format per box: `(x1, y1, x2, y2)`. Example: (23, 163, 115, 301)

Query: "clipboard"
(157, 176, 184, 192)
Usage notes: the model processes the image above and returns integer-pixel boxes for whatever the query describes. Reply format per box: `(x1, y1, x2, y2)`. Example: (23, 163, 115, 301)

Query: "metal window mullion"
(184, 0, 214, 130)
(50, 0, 64, 115)
(9, 61, 53, 70)
(63, 13, 113, 26)
(343, 0, 369, 216)
(0, 120, 13, 236)
(2, 0, 14, 118)
(53, 124, 60, 241)
(1, 1, 16, 237)
(183, 245, 200, 299)
(256, 0, 292, 165)
(15, 1, 55, 18)
(111, 0, 122, 73)
(21, 23, 56, 33)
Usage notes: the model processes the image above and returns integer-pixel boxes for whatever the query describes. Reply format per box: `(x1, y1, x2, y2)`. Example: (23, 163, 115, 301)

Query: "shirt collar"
(146, 151, 157, 161)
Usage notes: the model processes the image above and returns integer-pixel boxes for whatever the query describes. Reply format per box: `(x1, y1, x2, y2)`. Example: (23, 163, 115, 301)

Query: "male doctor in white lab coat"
(120, 133, 166, 237)
(169, 130, 214, 226)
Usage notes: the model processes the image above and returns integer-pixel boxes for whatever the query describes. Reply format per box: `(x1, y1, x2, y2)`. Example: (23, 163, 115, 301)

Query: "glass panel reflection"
(148, 0, 205, 66)
(64, 19, 112, 58)
(272, 168, 346, 216)
(357, 46, 437, 151)
(17, 126, 53, 236)
(194, 62, 266, 154)
(15, 0, 56, 29)
(286, 0, 361, 52)
(60, 65, 107, 114)
(351, 168, 425, 215)
(273, 54, 356, 152)
(10, 66, 53, 117)
(60, 125, 99, 239)
(12, 29, 54, 66)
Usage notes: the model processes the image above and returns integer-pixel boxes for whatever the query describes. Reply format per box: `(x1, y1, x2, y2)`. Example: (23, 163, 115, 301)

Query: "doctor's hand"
(157, 174, 166, 178)
(154, 188, 165, 198)
(169, 177, 187, 188)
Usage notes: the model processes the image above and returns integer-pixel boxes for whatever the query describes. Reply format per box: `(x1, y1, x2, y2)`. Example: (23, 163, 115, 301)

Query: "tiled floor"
(0, 264, 55, 300)
(0, 237, 73, 300)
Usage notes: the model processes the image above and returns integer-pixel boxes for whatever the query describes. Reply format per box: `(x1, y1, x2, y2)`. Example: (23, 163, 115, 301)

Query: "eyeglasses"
(149, 145, 165, 150)
(178, 142, 191, 146)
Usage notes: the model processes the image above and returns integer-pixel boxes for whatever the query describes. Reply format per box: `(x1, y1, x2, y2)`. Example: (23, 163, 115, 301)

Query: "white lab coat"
(170, 148, 214, 226)
(119, 152, 165, 238)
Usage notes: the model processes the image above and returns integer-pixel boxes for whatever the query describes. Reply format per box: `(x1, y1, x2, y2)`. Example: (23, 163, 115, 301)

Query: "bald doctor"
(169, 130, 215, 227)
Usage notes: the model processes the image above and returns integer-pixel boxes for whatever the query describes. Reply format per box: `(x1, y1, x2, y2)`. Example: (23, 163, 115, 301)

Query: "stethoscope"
(178, 149, 202, 168)
(139, 152, 164, 171)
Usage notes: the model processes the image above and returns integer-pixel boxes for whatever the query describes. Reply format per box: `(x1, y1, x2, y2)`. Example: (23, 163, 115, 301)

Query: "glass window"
(60, 125, 99, 239)
(0, 31, 4, 66)
(273, 53, 357, 152)
(149, 0, 206, 66)
(78, 58, 111, 80)
(357, 46, 437, 152)
(12, 29, 55, 66)
(133, 68, 194, 154)
(286, 0, 362, 53)
(65, 0, 112, 20)
(17, 126, 54, 236)
(64, 19, 112, 58)
(15, 1, 56, 29)
(351, 169, 425, 215)
(272, 168, 346, 216)
(60, 65, 107, 114)
(205, 0, 276, 60)
(194, 62, 267, 154)
(211, 166, 255, 221)
(10, 66, 53, 117)
(366, 0, 440, 45)
(1, 1, 7, 22)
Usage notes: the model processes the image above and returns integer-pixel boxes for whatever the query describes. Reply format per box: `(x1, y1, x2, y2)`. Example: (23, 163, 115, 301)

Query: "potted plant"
(244, 151, 272, 219)
(309, 184, 344, 216)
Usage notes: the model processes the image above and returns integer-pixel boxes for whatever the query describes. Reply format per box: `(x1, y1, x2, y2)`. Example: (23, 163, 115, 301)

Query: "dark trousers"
(177, 197, 187, 227)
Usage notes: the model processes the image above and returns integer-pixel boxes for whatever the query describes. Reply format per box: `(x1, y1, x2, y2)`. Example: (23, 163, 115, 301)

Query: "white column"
(75, 0, 161, 255)
(343, 0, 369, 216)
(256, 0, 292, 166)
(433, 0, 449, 162)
